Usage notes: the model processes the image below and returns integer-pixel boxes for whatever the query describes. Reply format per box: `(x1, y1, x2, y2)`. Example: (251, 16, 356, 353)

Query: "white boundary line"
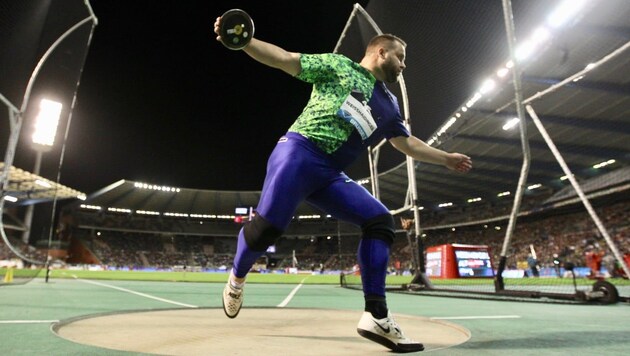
(0, 320, 59, 324)
(277, 277, 308, 308)
(71, 274, 198, 308)
(431, 315, 521, 320)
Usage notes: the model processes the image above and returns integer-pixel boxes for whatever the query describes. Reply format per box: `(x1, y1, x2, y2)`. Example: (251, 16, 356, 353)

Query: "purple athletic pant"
(233, 132, 390, 296)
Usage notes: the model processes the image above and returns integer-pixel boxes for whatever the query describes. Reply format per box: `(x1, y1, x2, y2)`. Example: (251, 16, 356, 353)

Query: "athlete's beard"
(384, 69, 400, 84)
(382, 59, 401, 83)
(386, 72, 400, 84)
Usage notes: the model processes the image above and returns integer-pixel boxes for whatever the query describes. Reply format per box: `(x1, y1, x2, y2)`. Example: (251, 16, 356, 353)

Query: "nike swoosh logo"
(373, 320, 390, 333)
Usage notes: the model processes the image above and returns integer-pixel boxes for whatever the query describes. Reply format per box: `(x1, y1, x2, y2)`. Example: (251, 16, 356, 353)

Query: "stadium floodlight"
(593, 159, 615, 169)
(438, 202, 453, 208)
(502, 117, 520, 130)
(3, 195, 18, 202)
(108, 207, 132, 213)
(547, 0, 587, 28)
(24, 99, 63, 243)
(498, 191, 511, 197)
(532, 27, 551, 44)
(135, 181, 181, 192)
(527, 183, 542, 190)
(515, 39, 536, 61)
(77, 194, 87, 200)
(437, 117, 457, 136)
(137, 210, 160, 215)
(32, 98, 62, 148)
(516, 27, 552, 62)
(560, 174, 574, 181)
(35, 179, 52, 188)
(80, 204, 101, 210)
(497, 67, 509, 78)
(466, 92, 482, 107)
(479, 79, 496, 94)
(165, 212, 189, 217)
(467, 197, 482, 203)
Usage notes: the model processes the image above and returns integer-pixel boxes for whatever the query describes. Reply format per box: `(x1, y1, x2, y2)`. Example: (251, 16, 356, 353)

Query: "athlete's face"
(381, 42, 406, 83)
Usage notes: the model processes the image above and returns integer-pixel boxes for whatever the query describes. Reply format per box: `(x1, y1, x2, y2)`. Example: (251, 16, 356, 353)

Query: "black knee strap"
(243, 214, 284, 251)
(360, 213, 395, 246)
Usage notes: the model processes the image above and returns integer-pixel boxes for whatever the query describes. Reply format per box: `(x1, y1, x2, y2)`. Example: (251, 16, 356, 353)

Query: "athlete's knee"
(243, 214, 284, 251)
(360, 214, 395, 246)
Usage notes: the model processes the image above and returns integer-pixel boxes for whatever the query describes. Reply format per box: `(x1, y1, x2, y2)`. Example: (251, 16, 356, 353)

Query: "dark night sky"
(60, 0, 371, 193)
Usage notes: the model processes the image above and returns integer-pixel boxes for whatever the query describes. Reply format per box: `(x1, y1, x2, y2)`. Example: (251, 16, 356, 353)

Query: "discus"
(219, 9, 254, 50)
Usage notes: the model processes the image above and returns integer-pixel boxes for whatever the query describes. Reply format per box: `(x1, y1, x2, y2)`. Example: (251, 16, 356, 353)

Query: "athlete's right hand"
(213, 16, 222, 43)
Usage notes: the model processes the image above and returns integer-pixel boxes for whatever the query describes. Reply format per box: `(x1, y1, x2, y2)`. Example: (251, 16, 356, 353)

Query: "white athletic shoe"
(357, 311, 424, 353)
(222, 282, 244, 318)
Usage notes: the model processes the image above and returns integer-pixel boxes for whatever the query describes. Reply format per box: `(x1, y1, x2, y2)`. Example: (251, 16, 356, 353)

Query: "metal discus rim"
(219, 9, 255, 51)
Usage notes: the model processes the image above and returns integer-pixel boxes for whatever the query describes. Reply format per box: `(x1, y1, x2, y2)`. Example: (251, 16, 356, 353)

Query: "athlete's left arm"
(389, 135, 472, 173)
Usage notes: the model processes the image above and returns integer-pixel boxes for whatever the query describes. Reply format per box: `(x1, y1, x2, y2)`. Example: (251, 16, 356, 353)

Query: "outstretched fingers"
(456, 155, 472, 172)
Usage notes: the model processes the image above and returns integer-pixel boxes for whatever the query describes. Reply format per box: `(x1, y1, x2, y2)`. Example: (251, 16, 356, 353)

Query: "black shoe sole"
(357, 328, 424, 353)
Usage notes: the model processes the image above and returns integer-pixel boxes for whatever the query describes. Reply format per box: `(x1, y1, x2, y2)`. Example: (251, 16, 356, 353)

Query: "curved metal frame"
(334, 4, 428, 283)
(0, 1, 98, 264)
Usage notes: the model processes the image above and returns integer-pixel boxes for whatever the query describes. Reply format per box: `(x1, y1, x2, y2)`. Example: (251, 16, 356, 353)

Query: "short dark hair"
(367, 34, 407, 52)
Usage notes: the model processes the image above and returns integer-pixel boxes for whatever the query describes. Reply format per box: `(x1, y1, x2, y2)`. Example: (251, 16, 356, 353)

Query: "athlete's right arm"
(243, 38, 302, 77)
(214, 16, 301, 77)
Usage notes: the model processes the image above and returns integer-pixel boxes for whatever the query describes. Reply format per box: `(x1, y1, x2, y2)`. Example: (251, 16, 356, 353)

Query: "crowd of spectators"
(420, 199, 630, 275)
(0, 231, 46, 263)
(5, 195, 627, 277)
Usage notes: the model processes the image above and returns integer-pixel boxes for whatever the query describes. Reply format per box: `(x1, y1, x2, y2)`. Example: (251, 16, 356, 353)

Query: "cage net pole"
(44, 14, 98, 282)
(494, 0, 531, 291)
(399, 75, 431, 287)
(334, 5, 381, 200)
(0, 98, 22, 250)
(0, 107, 36, 263)
(334, 4, 426, 286)
(333, 4, 360, 54)
(525, 105, 630, 278)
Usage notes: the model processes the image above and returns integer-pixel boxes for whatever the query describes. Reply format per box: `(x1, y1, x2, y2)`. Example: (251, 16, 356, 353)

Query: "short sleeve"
(383, 117, 410, 140)
(296, 53, 342, 84)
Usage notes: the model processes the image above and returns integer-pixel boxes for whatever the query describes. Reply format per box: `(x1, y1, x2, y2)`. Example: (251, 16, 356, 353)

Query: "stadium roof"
(344, 0, 630, 212)
(0, 163, 86, 206)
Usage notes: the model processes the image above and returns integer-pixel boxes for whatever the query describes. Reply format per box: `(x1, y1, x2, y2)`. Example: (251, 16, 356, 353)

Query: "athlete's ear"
(378, 47, 387, 59)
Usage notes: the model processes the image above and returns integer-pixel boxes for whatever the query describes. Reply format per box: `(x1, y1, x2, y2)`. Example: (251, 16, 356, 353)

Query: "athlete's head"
(364, 34, 407, 84)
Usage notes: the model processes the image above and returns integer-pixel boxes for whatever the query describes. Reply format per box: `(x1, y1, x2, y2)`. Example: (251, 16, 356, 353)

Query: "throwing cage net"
(339, 0, 630, 304)
(1, 0, 97, 285)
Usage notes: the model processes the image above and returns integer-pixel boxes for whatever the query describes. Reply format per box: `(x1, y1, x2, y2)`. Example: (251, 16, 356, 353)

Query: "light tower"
(21, 98, 62, 243)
